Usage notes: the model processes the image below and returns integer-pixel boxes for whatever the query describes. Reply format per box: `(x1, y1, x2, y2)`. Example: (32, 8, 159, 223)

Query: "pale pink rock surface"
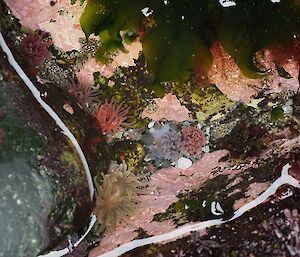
(4, 0, 85, 51)
(89, 150, 229, 256)
(226, 177, 243, 190)
(208, 42, 262, 103)
(142, 220, 176, 236)
(111, 41, 142, 68)
(76, 58, 115, 86)
(38, 3, 85, 51)
(89, 225, 138, 257)
(4, 0, 53, 30)
(233, 182, 270, 210)
(257, 50, 299, 94)
(76, 41, 142, 85)
(142, 94, 192, 122)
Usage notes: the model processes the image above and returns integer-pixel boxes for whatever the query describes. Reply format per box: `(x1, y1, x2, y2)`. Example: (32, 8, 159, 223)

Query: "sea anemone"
(94, 162, 142, 232)
(94, 99, 132, 134)
(181, 126, 206, 155)
(19, 31, 52, 67)
(149, 124, 182, 161)
(155, 129, 182, 161)
(67, 77, 99, 108)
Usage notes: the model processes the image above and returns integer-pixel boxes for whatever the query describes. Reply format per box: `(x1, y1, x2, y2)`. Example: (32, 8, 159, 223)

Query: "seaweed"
(80, 0, 300, 85)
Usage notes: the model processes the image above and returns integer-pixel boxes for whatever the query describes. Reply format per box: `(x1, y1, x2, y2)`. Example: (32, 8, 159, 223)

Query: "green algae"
(271, 106, 284, 121)
(191, 86, 234, 124)
(93, 62, 153, 128)
(71, 0, 85, 5)
(111, 140, 145, 172)
(80, 0, 300, 85)
(60, 150, 81, 173)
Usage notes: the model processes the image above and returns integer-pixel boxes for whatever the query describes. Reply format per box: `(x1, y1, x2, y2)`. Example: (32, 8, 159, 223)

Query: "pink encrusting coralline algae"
(4, 0, 85, 51)
(256, 49, 299, 94)
(208, 42, 262, 103)
(89, 150, 229, 256)
(76, 58, 115, 86)
(94, 99, 132, 134)
(142, 94, 191, 122)
(233, 182, 270, 210)
(76, 41, 142, 84)
(111, 40, 143, 68)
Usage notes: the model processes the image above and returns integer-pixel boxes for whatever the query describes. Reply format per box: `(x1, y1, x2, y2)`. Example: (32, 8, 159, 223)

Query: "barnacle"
(94, 162, 142, 232)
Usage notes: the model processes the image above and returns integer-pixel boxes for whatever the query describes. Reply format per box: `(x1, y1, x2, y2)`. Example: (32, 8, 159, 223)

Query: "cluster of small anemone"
(262, 208, 300, 256)
(148, 124, 206, 162)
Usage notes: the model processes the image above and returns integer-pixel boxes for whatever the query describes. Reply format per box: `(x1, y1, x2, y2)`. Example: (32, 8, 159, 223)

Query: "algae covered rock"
(0, 49, 93, 256)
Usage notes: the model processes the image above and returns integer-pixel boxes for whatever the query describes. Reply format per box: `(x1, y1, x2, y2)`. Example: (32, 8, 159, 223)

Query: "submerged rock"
(0, 47, 93, 256)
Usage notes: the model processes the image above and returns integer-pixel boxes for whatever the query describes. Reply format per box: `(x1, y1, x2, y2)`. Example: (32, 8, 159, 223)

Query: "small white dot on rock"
(176, 157, 192, 169)
(148, 121, 155, 128)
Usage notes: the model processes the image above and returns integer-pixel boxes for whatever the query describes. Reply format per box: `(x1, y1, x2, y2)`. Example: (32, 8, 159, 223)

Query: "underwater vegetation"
(94, 162, 142, 232)
(94, 99, 133, 134)
(80, 0, 300, 84)
(19, 31, 52, 67)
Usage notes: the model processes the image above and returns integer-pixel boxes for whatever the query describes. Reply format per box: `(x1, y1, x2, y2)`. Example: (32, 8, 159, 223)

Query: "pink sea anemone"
(181, 126, 206, 155)
(19, 32, 52, 67)
(94, 99, 132, 134)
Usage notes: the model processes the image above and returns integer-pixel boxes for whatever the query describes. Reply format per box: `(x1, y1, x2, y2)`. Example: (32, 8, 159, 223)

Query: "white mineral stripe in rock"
(98, 163, 300, 257)
(0, 32, 94, 201)
(38, 214, 97, 257)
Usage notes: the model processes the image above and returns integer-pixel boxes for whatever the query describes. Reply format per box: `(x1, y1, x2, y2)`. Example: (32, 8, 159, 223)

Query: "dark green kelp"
(80, 0, 300, 84)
